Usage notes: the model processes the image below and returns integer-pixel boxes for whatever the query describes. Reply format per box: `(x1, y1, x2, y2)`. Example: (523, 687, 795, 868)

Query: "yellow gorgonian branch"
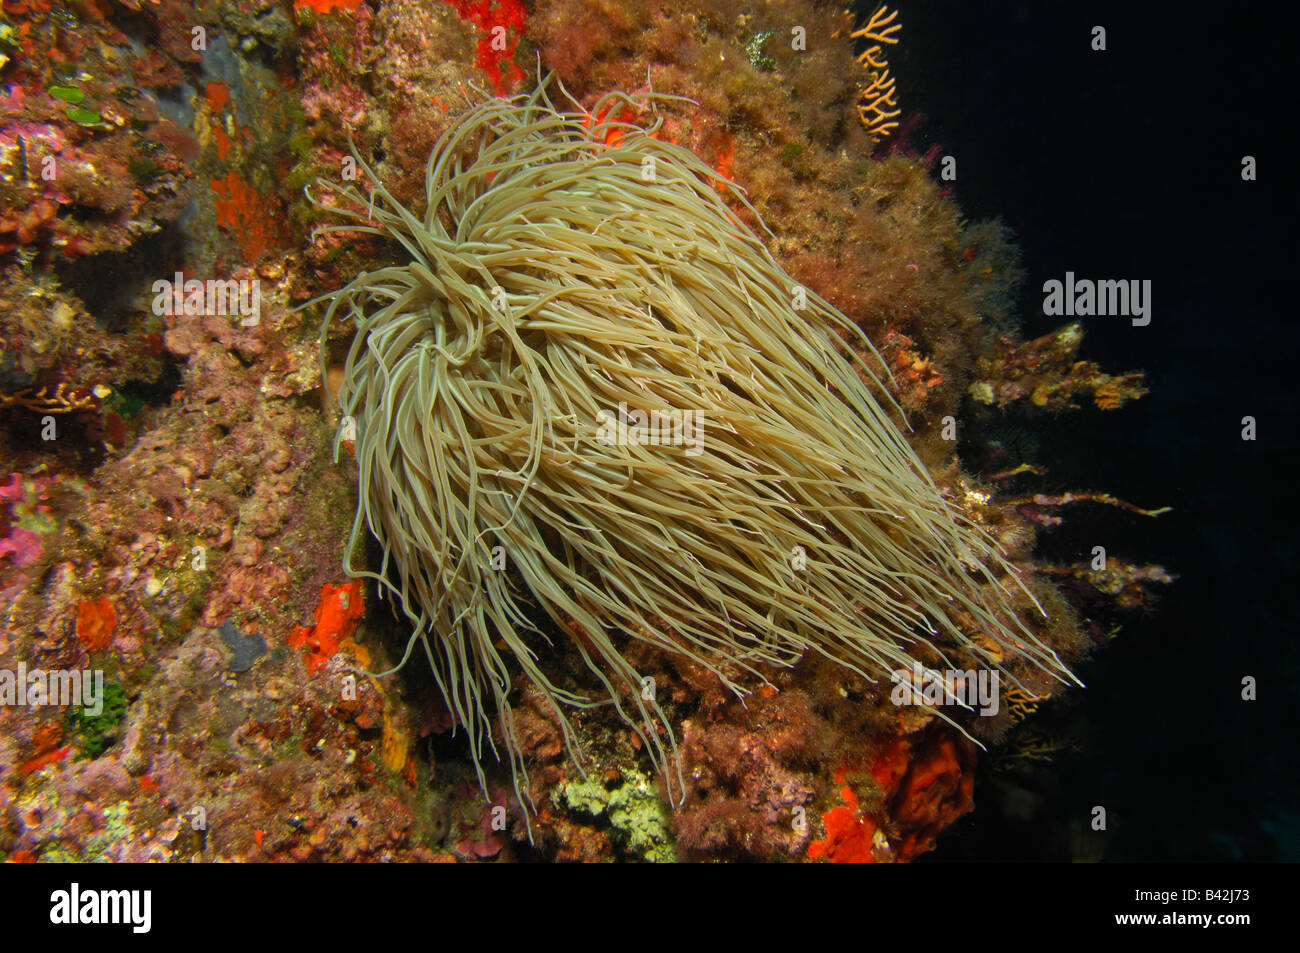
(1003, 685, 1044, 724)
(0, 383, 100, 414)
(852, 5, 903, 141)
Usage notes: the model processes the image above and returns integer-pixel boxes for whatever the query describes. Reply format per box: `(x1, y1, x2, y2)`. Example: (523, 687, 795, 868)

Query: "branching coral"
(304, 78, 1079, 822)
(0, 382, 99, 414)
(852, 5, 903, 142)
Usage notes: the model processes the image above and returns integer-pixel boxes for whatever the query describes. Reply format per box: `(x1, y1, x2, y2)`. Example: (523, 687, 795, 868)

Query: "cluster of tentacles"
(304, 80, 1077, 815)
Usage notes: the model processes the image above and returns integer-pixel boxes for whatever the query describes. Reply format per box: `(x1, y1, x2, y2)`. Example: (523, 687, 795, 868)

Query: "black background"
(868, 0, 1299, 861)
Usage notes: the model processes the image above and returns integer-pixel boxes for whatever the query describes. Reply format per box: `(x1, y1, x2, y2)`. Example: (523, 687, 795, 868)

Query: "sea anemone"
(305, 79, 1077, 816)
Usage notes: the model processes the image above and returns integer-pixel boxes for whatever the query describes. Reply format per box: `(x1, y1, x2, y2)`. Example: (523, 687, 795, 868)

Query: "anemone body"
(310, 82, 1074, 808)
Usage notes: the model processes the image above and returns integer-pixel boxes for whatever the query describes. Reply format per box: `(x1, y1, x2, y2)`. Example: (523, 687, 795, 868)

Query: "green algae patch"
(65, 681, 128, 759)
(47, 85, 84, 104)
